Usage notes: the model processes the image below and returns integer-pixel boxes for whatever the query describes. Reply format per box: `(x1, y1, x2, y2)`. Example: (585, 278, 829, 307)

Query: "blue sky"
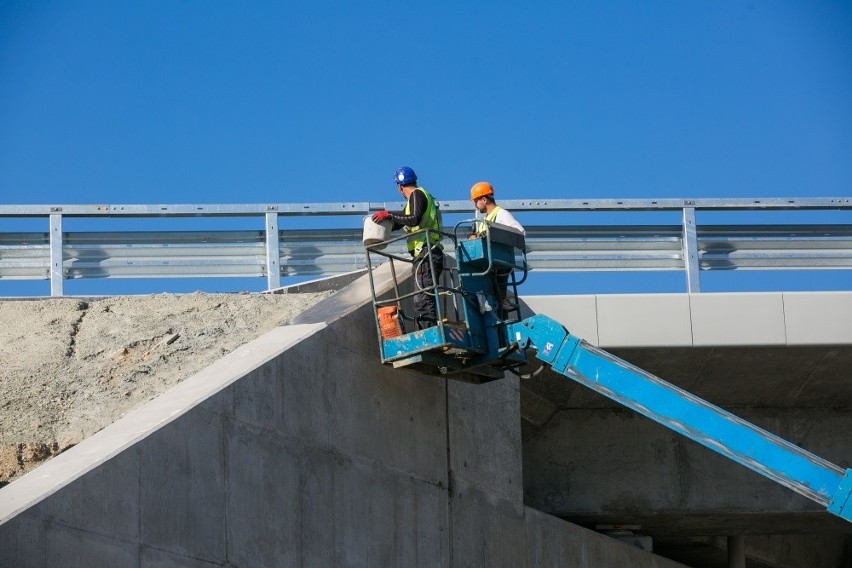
(1, 1, 851, 296)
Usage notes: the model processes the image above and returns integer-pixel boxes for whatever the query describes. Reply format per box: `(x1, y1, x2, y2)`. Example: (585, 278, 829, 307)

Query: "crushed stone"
(0, 291, 330, 486)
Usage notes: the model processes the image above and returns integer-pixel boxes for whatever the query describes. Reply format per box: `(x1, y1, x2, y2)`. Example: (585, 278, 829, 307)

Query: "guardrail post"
(49, 210, 64, 297)
(682, 205, 700, 293)
(265, 210, 281, 290)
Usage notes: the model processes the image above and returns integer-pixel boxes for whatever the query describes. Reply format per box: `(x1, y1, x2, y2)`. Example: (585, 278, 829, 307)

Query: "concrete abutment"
(1, 267, 687, 567)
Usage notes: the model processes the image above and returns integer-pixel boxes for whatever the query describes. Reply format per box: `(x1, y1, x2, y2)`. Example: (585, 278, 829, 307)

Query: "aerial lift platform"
(366, 220, 529, 381)
(364, 220, 852, 524)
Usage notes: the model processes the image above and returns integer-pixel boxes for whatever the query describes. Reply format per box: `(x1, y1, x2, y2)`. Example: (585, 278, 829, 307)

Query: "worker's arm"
(388, 190, 428, 230)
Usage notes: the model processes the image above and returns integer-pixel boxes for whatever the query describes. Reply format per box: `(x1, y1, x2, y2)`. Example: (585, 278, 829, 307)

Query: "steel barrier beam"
(1, 197, 850, 217)
(1, 225, 850, 285)
(1, 199, 850, 295)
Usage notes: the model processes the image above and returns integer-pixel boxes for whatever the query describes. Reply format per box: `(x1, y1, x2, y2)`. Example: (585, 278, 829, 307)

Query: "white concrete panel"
(521, 295, 599, 344)
(783, 292, 852, 345)
(596, 294, 692, 347)
(690, 293, 786, 346)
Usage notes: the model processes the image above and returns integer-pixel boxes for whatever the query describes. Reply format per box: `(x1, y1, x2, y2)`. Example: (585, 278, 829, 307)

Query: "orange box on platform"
(377, 306, 402, 339)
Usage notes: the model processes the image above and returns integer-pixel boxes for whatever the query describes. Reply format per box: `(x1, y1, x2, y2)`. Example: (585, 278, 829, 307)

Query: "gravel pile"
(0, 291, 330, 486)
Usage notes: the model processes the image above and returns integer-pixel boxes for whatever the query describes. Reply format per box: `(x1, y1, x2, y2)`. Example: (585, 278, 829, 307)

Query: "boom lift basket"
(364, 220, 529, 382)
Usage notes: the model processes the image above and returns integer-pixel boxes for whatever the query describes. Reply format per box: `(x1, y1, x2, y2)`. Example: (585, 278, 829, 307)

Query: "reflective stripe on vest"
(476, 205, 502, 235)
(404, 187, 443, 255)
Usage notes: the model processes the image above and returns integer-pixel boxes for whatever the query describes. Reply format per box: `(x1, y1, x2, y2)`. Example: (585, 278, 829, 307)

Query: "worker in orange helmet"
(469, 181, 525, 236)
(468, 181, 525, 317)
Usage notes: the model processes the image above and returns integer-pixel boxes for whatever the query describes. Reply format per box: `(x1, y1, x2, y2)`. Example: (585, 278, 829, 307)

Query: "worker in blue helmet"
(372, 167, 444, 329)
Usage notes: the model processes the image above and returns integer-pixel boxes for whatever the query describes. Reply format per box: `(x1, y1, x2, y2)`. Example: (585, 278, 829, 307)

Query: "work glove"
(372, 210, 390, 223)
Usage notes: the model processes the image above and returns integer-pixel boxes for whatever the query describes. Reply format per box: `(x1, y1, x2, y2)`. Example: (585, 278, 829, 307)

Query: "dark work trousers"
(493, 270, 511, 319)
(413, 247, 444, 329)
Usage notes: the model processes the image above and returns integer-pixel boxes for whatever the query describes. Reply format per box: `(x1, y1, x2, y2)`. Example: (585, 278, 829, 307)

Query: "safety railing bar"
(0, 203, 373, 217)
(4, 224, 850, 241)
(3, 239, 850, 255)
(1, 197, 851, 218)
(436, 197, 852, 212)
(4, 261, 850, 279)
(3, 240, 849, 256)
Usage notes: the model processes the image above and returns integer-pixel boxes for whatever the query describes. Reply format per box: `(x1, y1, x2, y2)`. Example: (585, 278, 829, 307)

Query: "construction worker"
(469, 181, 525, 236)
(372, 166, 444, 329)
(468, 181, 525, 316)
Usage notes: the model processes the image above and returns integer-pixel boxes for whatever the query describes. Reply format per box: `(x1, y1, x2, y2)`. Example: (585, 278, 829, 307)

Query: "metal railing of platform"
(1, 198, 850, 296)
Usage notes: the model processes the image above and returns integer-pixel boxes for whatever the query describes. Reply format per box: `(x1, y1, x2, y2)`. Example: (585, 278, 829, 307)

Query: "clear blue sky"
(1, 2, 851, 295)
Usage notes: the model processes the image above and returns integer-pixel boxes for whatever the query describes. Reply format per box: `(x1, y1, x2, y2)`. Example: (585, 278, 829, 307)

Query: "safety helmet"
(470, 181, 494, 201)
(394, 166, 417, 186)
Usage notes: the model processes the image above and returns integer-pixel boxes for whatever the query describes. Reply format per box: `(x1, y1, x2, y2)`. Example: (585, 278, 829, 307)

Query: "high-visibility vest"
(475, 205, 503, 235)
(404, 187, 443, 256)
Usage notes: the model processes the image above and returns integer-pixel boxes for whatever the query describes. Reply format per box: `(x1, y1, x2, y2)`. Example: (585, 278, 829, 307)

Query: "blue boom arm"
(508, 314, 852, 523)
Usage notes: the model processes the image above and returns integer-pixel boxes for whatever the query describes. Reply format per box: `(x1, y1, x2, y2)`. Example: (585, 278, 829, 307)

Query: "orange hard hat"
(470, 181, 494, 201)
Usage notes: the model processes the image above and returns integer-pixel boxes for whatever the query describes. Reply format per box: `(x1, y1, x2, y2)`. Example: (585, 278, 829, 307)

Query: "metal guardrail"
(1, 198, 850, 296)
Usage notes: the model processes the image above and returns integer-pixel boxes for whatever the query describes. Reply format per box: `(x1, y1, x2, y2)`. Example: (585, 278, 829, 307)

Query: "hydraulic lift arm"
(509, 314, 852, 523)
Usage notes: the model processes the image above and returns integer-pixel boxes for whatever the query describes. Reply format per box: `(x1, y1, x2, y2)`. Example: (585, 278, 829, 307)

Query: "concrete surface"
(0, 265, 688, 567)
(3, 284, 850, 567)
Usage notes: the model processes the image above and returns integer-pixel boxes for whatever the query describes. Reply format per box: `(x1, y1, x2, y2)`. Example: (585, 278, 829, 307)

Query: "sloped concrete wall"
(0, 268, 686, 567)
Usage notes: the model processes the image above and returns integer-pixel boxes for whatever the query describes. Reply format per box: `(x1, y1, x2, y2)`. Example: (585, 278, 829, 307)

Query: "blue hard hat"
(393, 166, 417, 186)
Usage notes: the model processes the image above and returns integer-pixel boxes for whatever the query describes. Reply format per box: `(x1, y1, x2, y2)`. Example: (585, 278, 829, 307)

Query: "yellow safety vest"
(476, 205, 503, 235)
(404, 187, 443, 256)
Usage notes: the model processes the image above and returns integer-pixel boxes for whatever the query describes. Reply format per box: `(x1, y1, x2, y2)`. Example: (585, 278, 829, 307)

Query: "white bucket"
(362, 216, 392, 250)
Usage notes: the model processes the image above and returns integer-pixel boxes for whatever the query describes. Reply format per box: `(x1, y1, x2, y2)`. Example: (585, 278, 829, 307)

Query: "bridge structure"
(1, 198, 851, 567)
